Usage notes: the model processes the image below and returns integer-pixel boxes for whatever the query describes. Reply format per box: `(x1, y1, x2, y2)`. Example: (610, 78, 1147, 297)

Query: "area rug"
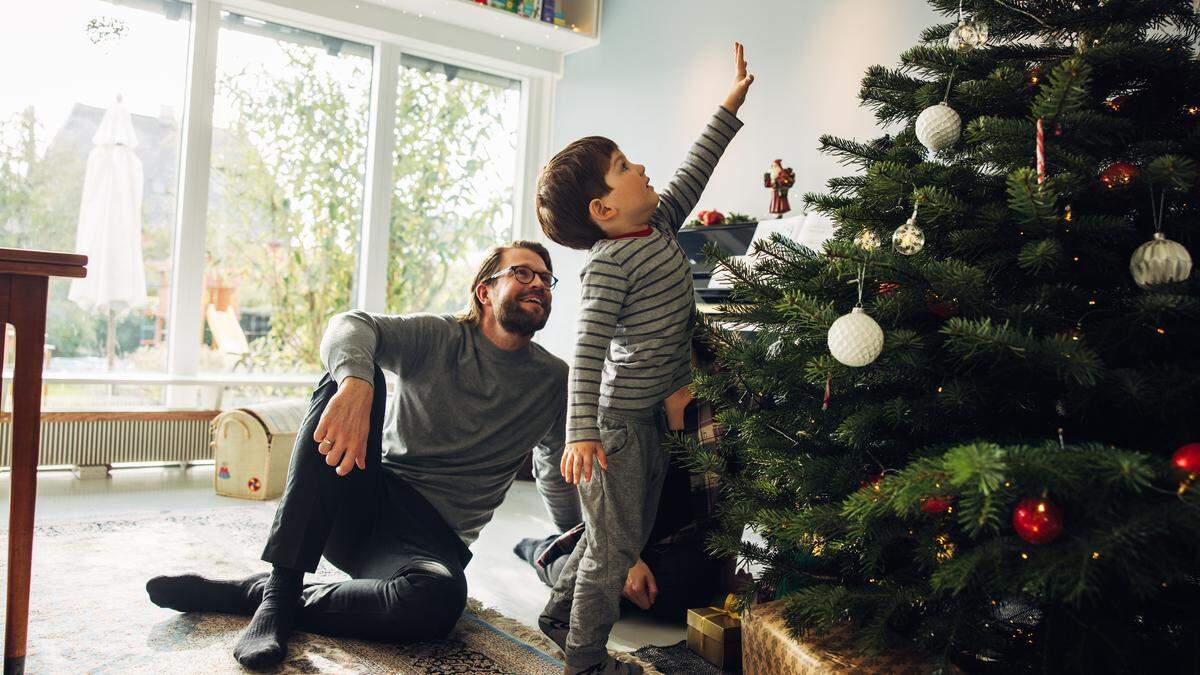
(0, 506, 658, 673)
(632, 640, 730, 674)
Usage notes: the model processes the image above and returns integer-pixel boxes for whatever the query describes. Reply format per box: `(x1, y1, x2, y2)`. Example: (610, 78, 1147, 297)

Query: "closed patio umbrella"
(68, 96, 147, 369)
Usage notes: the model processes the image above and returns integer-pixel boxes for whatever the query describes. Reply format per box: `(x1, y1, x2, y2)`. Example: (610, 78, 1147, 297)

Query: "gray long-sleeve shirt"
(321, 311, 577, 545)
(568, 107, 743, 444)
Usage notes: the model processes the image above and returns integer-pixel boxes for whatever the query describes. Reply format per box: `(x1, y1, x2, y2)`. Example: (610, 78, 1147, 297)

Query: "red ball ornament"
(1012, 497, 1063, 545)
(1173, 443, 1200, 474)
(921, 496, 953, 514)
(1099, 162, 1140, 189)
(697, 209, 725, 226)
(925, 290, 959, 318)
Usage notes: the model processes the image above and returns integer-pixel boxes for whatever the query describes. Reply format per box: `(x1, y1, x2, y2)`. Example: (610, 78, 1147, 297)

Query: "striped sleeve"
(651, 106, 744, 234)
(567, 254, 629, 444)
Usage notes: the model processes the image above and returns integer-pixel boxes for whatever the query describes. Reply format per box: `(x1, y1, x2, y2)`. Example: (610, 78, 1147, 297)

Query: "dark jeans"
(259, 367, 472, 643)
(536, 534, 722, 621)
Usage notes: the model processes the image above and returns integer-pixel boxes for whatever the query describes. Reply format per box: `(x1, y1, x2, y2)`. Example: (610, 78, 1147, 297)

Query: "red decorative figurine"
(1012, 497, 1063, 545)
(764, 159, 795, 218)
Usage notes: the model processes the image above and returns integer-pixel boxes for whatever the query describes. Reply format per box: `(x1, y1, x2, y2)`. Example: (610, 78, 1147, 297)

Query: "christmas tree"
(686, 1, 1200, 671)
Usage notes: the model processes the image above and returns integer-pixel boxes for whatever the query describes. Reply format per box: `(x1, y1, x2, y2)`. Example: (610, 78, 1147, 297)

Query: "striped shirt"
(568, 107, 743, 444)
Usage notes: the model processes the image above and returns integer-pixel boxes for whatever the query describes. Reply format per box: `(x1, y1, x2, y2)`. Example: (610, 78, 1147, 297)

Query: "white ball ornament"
(827, 307, 884, 367)
(1130, 232, 1192, 288)
(916, 102, 961, 153)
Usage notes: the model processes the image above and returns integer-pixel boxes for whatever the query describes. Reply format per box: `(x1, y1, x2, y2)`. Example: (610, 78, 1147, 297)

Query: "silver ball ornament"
(855, 229, 881, 251)
(892, 217, 925, 255)
(1130, 232, 1192, 288)
(916, 102, 961, 153)
(948, 18, 988, 50)
(827, 307, 884, 368)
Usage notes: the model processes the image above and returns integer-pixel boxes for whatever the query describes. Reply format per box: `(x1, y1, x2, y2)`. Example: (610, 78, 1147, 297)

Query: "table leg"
(3, 275, 47, 675)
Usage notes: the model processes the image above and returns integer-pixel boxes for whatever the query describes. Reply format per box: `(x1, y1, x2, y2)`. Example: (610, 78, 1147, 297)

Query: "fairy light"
(1156, 327, 1166, 335)
(1088, 299, 1097, 306)
(937, 386, 944, 393)
(1092, 551, 1100, 560)
(1020, 552, 1029, 560)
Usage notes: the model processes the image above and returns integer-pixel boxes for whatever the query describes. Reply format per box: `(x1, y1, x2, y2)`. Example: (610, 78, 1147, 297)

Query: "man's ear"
(589, 197, 617, 224)
(476, 282, 492, 308)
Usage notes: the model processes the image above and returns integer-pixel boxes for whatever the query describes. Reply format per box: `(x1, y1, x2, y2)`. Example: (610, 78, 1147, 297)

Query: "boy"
(534, 42, 753, 674)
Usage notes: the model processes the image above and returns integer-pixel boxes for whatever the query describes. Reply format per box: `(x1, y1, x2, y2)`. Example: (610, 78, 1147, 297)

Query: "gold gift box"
(686, 599, 742, 671)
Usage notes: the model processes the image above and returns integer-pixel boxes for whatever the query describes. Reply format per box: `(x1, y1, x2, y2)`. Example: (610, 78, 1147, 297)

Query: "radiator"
(0, 411, 218, 468)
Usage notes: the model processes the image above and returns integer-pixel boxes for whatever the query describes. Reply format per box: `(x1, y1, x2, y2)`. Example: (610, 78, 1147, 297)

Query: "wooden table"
(0, 249, 86, 675)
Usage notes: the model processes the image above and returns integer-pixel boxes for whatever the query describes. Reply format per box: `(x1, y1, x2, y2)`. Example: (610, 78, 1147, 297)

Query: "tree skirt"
(0, 507, 657, 673)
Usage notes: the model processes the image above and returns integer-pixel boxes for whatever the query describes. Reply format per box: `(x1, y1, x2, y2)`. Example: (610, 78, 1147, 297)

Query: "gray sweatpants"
(543, 407, 669, 668)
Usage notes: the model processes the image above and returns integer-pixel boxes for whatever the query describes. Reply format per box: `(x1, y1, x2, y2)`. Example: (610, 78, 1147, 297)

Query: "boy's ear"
(589, 197, 616, 224)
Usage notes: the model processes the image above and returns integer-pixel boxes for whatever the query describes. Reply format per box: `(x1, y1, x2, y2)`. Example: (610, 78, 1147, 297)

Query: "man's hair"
(536, 136, 618, 250)
(457, 240, 553, 325)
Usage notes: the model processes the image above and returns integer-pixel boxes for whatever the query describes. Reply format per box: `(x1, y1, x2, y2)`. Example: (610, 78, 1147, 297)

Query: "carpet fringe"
(466, 599, 663, 675)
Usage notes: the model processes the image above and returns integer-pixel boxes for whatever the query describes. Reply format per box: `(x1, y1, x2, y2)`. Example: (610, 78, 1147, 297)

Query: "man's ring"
(320, 439, 333, 446)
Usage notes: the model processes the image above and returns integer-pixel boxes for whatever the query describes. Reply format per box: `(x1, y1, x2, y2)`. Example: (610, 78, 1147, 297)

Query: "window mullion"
(165, 0, 221, 406)
(355, 43, 400, 314)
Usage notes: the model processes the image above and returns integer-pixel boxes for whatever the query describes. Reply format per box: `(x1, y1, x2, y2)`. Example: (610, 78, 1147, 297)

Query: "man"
(147, 241, 578, 670)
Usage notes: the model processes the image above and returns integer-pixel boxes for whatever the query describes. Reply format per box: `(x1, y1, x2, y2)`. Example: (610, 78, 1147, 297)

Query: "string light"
(1092, 551, 1100, 560)
(1156, 327, 1165, 335)
(1088, 299, 1097, 306)
(1020, 552, 1029, 560)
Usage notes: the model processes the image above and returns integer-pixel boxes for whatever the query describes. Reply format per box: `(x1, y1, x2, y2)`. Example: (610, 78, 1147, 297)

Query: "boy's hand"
(561, 440, 608, 484)
(722, 42, 754, 114)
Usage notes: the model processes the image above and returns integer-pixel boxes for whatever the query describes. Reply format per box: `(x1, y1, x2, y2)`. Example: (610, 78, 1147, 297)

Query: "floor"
(0, 464, 686, 655)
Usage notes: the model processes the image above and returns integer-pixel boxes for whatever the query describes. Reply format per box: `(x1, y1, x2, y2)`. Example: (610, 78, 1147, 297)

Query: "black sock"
(513, 537, 543, 566)
(146, 571, 269, 615)
(233, 565, 303, 670)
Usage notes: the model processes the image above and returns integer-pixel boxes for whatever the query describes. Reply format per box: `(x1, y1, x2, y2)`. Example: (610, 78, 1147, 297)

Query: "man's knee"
(381, 567, 467, 642)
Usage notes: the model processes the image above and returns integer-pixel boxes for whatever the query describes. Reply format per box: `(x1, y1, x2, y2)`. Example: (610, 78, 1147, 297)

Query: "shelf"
(365, 0, 600, 54)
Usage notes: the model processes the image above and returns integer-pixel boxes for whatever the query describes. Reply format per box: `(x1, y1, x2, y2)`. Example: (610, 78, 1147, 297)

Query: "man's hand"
(561, 440, 608, 484)
(313, 376, 374, 476)
(722, 42, 754, 114)
(623, 558, 658, 610)
(664, 385, 695, 431)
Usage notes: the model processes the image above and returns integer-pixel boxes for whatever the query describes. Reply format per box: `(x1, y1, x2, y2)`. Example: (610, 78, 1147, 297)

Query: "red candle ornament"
(1012, 497, 1063, 545)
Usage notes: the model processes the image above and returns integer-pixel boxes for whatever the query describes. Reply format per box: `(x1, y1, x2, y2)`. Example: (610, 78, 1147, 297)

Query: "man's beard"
(495, 293, 550, 336)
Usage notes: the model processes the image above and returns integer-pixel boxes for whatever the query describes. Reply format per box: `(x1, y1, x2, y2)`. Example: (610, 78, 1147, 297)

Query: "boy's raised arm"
(651, 42, 753, 234)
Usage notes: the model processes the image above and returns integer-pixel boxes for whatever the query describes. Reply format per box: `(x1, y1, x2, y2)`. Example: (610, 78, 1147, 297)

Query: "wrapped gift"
(741, 600, 941, 674)
(686, 594, 742, 670)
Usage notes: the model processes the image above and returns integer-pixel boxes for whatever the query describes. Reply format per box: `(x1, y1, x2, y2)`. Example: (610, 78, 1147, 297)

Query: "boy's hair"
(536, 136, 618, 250)
(457, 240, 553, 325)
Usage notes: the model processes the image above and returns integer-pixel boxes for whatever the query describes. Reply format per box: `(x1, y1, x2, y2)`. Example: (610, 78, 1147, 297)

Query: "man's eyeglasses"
(487, 265, 558, 289)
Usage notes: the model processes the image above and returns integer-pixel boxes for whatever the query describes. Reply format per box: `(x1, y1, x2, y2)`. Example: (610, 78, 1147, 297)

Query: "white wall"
(536, 0, 941, 360)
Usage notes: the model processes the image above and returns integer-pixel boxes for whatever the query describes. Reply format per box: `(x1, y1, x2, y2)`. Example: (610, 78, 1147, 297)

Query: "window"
(203, 13, 373, 374)
(386, 55, 521, 315)
(0, 0, 191, 406)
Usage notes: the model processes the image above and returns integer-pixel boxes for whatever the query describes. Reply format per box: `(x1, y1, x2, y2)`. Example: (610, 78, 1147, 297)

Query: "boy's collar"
(609, 227, 654, 240)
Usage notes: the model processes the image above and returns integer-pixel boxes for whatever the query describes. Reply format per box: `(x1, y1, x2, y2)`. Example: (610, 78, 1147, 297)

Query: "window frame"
(138, 0, 558, 407)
